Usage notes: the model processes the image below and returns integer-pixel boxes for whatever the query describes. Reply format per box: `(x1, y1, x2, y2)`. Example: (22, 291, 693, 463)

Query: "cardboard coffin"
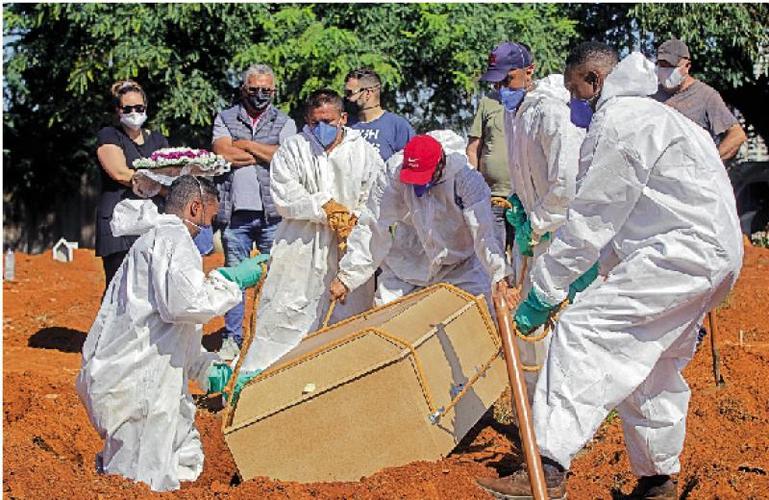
(223, 283, 508, 483)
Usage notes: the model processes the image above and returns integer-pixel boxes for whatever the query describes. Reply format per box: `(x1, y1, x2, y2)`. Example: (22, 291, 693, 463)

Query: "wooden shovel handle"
(493, 294, 549, 500)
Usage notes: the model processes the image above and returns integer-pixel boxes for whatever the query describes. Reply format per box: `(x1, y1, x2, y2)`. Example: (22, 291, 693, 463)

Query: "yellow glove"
(322, 199, 350, 220)
(333, 214, 358, 240)
(323, 199, 359, 254)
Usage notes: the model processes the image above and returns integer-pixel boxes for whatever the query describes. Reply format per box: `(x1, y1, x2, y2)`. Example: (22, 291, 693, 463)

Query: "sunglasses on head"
(121, 104, 146, 114)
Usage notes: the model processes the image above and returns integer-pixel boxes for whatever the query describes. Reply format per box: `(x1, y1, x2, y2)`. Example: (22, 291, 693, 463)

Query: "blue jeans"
(222, 210, 280, 345)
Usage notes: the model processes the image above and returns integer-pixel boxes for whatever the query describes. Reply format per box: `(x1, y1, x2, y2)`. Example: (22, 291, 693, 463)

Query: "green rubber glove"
(514, 220, 552, 258)
(217, 254, 270, 289)
(567, 262, 600, 302)
(226, 369, 263, 405)
(515, 219, 534, 257)
(207, 363, 233, 394)
(504, 194, 527, 229)
(514, 288, 558, 335)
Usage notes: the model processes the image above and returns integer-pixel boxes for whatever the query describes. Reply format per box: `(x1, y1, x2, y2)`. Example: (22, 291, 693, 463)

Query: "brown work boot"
(629, 475, 677, 499)
(476, 466, 567, 499)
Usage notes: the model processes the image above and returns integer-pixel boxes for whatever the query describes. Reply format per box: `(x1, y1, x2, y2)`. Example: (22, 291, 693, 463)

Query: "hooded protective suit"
(508, 74, 585, 263)
(528, 53, 743, 476)
(240, 127, 384, 372)
(76, 199, 241, 492)
(337, 130, 511, 309)
(505, 74, 585, 388)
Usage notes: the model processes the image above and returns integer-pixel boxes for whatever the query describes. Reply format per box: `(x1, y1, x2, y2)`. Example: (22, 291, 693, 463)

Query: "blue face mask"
(311, 122, 340, 149)
(413, 182, 433, 198)
(569, 97, 594, 129)
(193, 224, 214, 256)
(499, 87, 526, 112)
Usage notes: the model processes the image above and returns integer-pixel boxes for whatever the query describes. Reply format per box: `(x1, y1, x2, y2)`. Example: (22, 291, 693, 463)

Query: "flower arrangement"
(130, 147, 231, 198)
(133, 147, 228, 172)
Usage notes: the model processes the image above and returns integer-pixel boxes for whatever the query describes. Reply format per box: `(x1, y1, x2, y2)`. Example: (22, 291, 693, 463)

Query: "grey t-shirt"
(652, 80, 738, 144)
(212, 111, 297, 211)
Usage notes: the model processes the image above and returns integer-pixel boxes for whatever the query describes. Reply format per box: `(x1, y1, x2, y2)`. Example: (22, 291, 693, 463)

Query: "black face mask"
(247, 90, 272, 111)
(344, 98, 361, 116)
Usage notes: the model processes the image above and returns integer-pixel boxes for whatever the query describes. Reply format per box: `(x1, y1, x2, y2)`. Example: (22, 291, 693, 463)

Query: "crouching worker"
(329, 133, 517, 312)
(76, 175, 267, 492)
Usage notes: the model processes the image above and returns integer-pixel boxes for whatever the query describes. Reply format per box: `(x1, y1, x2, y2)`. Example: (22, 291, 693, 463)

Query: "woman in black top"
(95, 80, 169, 289)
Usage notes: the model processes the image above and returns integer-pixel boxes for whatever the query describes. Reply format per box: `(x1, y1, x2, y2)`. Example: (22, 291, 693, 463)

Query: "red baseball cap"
(400, 135, 443, 185)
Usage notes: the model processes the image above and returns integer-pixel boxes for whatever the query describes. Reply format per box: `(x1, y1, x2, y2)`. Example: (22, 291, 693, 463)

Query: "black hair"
(344, 67, 382, 89)
(165, 175, 219, 213)
(304, 89, 344, 116)
(565, 41, 619, 72)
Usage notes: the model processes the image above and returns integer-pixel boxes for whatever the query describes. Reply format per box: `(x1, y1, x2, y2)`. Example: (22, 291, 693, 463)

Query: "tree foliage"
(568, 3, 769, 144)
(3, 3, 768, 221)
(631, 4, 769, 148)
(4, 4, 273, 206)
(2, 3, 575, 211)
(317, 4, 577, 129)
(229, 6, 401, 120)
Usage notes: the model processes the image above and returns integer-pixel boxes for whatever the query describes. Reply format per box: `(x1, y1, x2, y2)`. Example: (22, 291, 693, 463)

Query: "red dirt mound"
(4, 243, 769, 498)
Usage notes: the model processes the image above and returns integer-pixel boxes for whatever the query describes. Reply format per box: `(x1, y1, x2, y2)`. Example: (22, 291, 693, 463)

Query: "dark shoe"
(695, 324, 707, 347)
(95, 452, 105, 474)
(476, 467, 567, 499)
(629, 475, 677, 500)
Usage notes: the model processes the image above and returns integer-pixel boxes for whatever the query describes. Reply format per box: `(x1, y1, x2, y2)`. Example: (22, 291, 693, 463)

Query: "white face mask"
(120, 111, 147, 130)
(656, 66, 684, 91)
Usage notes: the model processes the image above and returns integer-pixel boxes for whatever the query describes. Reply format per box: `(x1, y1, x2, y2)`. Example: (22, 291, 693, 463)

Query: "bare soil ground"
(4, 242, 768, 498)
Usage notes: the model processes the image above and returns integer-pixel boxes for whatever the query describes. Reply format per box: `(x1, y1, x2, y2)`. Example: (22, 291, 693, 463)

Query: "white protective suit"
(240, 127, 384, 372)
(337, 130, 512, 310)
(507, 73, 586, 287)
(528, 53, 744, 476)
(505, 75, 585, 389)
(76, 200, 241, 492)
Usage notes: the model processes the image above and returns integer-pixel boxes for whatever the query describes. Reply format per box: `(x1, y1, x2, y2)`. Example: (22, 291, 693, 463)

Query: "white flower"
(132, 147, 230, 173)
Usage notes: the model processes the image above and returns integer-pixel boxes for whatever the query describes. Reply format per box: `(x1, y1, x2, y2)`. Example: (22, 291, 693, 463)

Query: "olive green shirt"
(469, 92, 511, 196)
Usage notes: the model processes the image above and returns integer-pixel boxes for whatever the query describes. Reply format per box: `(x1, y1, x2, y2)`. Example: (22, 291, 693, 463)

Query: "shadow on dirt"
(28, 326, 87, 353)
(451, 409, 524, 476)
(610, 475, 696, 499)
(202, 328, 226, 352)
(194, 393, 226, 413)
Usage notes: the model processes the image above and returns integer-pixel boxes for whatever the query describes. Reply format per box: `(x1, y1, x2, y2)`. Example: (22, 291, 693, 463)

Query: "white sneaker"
(218, 338, 241, 362)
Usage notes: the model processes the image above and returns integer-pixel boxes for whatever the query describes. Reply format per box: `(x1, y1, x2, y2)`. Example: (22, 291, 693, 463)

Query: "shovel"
(493, 293, 549, 500)
(708, 311, 725, 387)
(222, 250, 268, 403)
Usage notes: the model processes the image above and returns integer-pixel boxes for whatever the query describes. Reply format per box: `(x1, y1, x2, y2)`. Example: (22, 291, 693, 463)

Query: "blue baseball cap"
(480, 42, 533, 82)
